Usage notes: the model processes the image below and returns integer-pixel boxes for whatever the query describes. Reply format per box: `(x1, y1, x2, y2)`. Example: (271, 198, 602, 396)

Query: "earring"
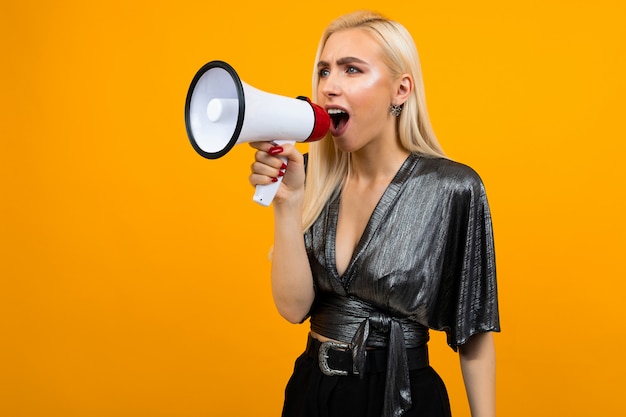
(389, 104, 403, 117)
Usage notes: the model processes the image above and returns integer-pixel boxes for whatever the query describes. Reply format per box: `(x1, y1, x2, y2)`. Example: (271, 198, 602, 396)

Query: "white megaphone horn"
(184, 60, 330, 206)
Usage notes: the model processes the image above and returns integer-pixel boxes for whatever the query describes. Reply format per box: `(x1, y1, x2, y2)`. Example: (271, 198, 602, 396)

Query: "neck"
(348, 142, 410, 183)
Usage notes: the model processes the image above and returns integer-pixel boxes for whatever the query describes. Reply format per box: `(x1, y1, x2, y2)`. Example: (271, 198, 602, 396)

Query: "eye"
(346, 66, 361, 74)
(319, 68, 330, 78)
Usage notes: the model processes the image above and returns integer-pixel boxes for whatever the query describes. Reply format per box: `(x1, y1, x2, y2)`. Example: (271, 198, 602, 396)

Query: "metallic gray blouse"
(303, 153, 500, 416)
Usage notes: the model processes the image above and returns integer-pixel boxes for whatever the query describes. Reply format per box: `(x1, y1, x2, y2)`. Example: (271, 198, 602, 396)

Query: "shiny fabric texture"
(303, 153, 500, 417)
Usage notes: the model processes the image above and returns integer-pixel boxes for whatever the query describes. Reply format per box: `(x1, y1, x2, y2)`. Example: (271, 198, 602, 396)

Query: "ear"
(394, 74, 414, 105)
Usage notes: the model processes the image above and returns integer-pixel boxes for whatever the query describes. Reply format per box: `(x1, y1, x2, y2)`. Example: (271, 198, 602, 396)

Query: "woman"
(249, 10, 500, 417)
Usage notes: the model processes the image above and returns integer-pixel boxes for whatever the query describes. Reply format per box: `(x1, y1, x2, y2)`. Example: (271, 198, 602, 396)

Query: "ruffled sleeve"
(428, 167, 500, 350)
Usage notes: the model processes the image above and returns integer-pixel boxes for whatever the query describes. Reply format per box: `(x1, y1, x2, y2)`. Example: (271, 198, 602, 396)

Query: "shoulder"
(414, 154, 486, 194)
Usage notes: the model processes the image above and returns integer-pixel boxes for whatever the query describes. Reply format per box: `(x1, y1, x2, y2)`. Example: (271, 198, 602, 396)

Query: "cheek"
(315, 84, 324, 103)
(363, 68, 393, 92)
(361, 74, 384, 90)
(354, 89, 389, 120)
(356, 78, 393, 109)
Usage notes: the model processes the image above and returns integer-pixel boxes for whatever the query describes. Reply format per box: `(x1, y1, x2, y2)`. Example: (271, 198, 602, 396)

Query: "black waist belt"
(305, 335, 429, 376)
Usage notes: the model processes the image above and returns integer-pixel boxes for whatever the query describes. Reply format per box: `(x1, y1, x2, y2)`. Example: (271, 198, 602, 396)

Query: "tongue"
(332, 114, 348, 130)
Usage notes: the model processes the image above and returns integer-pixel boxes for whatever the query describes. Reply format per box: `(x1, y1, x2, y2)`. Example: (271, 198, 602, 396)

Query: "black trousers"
(282, 349, 452, 417)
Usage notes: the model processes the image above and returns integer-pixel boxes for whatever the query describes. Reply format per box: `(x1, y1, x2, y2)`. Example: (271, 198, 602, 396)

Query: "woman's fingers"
(248, 142, 287, 186)
(249, 160, 285, 184)
(248, 141, 305, 197)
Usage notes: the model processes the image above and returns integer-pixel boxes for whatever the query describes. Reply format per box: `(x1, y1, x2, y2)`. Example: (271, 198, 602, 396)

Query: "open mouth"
(328, 108, 349, 132)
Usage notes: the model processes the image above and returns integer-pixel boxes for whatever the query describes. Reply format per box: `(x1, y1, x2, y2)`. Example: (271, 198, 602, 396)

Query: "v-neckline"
(325, 153, 421, 287)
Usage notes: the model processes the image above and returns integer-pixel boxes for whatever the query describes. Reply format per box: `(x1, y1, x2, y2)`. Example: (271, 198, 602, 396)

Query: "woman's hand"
(248, 141, 306, 205)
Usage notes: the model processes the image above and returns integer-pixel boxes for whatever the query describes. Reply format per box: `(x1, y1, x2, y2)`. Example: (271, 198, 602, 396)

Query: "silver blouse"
(304, 153, 500, 417)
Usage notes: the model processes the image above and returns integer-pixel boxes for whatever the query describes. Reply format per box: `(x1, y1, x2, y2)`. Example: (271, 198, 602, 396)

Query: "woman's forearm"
(459, 332, 497, 417)
(270, 201, 315, 323)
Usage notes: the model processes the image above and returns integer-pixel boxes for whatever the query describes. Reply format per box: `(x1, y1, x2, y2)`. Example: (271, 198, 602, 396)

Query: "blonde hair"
(302, 10, 446, 231)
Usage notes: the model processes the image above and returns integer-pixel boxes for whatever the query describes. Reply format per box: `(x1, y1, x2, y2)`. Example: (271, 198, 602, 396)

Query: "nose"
(319, 72, 340, 98)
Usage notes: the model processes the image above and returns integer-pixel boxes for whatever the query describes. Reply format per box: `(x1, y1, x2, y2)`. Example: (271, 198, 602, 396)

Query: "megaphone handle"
(252, 140, 294, 206)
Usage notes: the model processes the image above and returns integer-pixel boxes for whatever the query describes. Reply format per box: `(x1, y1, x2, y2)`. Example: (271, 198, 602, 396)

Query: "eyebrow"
(317, 57, 368, 67)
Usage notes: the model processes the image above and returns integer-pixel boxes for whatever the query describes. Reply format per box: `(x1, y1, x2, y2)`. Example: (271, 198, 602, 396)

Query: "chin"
(332, 138, 359, 154)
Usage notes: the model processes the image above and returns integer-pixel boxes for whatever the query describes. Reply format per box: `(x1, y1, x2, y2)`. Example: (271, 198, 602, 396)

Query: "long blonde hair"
(302, 10, 446, 231)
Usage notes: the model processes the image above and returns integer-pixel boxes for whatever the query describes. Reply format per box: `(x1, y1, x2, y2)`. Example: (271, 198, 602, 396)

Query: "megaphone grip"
(253, 172, 284, 206)
(252, 140, 293, 206)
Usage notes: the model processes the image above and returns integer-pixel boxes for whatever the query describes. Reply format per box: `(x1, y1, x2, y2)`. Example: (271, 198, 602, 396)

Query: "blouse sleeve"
(429, 168, 500, 351)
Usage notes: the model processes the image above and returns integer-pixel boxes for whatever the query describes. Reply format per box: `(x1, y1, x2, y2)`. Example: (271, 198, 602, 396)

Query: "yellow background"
(1, 1, 625, 416)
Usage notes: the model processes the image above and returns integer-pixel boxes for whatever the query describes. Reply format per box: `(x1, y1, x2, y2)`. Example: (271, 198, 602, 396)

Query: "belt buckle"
(318, 340, 357, 376)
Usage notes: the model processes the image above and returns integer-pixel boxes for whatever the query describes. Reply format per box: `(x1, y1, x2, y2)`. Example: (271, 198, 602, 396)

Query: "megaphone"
(184, 60, 330, 206)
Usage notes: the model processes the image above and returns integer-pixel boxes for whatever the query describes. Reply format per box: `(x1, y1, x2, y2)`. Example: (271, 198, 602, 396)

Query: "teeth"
(327, 108, 346, 115)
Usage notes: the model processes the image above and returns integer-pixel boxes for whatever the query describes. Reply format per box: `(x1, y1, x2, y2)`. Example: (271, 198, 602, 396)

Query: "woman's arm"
(459, 332, 497, 417)
(249, 142, 315, 323)
(271, 198, 315, 323)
